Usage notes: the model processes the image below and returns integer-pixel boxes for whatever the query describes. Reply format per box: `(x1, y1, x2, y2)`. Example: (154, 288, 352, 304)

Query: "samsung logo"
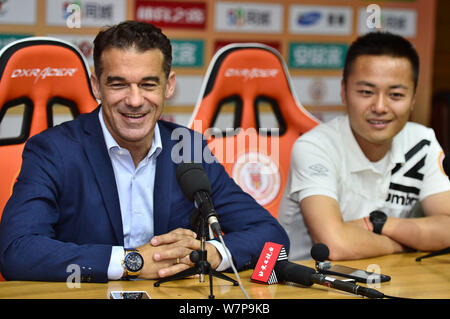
(297, 11, 322, 26)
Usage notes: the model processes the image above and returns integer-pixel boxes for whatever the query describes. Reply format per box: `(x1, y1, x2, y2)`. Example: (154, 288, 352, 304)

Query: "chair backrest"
(189, 43, 319, 218)
(0, 37, 98, 221)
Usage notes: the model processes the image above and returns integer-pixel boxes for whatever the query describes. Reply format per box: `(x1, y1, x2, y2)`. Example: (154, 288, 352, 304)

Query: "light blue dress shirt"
(98, 109, 229, 280)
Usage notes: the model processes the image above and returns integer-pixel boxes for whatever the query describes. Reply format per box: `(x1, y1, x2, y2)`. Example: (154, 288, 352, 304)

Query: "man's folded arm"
(300, 195, 406, 260)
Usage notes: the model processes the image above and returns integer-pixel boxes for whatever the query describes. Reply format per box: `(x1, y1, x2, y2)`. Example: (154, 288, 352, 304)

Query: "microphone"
(176, 163, 222, 237)
(311, 243, 330, 261)
(310, 243, 330, 263)
(310, 242, 331, 269)
(310, 243, 391, 283)
(251, 242, 385, 299)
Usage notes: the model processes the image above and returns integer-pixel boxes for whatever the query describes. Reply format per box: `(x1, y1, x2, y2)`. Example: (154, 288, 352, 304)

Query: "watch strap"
(372, 220, 384, 234)
(370, 211, 387, 235)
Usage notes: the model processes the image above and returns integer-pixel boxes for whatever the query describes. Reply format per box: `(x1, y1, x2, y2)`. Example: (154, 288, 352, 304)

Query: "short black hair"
(93, 20, 172, 79)
(343, 32, 419, 91)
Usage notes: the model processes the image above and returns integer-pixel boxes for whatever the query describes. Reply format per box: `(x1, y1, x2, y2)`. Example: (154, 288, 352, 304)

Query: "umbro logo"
(386, 139, 430, 206)
(385, 192, 418, 206)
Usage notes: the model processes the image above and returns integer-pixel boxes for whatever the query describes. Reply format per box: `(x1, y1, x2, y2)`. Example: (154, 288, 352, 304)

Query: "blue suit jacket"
(0, 107, 289, 282)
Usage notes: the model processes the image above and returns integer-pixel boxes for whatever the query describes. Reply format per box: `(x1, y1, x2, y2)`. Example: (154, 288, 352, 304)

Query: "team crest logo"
(232, 152, 280, 206)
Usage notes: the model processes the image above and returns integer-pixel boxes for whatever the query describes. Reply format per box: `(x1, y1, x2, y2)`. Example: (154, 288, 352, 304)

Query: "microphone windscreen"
(310, 243, 330, 262)
(176, 163, 211, 202)
(273, 260, 315, 287)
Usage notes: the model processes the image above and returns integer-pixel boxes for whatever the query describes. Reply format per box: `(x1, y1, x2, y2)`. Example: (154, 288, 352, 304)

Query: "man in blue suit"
(0, 21, 289, 283)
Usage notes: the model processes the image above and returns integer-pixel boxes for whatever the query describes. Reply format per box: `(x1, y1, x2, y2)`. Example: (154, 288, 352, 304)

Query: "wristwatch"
(122, 249, 144, 279)
(369, 210, 387, 234)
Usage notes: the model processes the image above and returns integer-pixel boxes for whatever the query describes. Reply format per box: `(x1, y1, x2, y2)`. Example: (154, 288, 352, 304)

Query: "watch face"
(371, 210, 387, 221)
(125, 252, 144, 272)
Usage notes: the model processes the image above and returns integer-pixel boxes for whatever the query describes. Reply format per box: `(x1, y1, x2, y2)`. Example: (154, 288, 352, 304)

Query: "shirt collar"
(98, 106, 163, 160)
(342, 116, 404, 174)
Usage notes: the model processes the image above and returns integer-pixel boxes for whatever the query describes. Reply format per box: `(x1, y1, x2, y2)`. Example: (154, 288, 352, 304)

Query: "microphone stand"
(153, 210, 238, 299)
(416, 247, 450, 262)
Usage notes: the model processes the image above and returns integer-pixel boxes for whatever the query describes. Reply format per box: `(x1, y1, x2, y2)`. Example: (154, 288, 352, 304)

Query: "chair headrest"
(191, 43, 317, 131)
(201, 43, 296, 101)
(0, 37, 96, 114)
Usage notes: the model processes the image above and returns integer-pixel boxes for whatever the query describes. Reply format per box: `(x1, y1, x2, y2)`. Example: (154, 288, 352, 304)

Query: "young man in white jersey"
(278, 32, 450, 261)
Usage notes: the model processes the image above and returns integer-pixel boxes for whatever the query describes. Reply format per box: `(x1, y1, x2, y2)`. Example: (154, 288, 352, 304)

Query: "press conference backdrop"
(0, 0, 437, 132)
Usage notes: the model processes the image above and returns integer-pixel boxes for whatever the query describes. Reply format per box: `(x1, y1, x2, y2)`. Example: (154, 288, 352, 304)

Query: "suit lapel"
(153, 122, 175, 235)
(81, 107, 124, 245)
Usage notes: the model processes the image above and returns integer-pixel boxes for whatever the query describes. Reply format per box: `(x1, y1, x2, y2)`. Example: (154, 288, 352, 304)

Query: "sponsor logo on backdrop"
(0, 0, 36, 25)
(215, 2, 283, 33)
(171, 40, 204, 67)
(297, 11, 321, 26)
(289, 43, 347, 69)
(358, 7, 417, 37)
(46, 0, 125, 27)
(289, 5, 352, 35)
(227, 7, 270, 27)
(63, 1, 113, 20)
(135, 1, 206, 29)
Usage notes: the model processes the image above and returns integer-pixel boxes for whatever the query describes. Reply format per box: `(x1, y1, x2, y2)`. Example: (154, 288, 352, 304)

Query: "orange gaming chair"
(189, 43, 319, 218)
(0, 37, 97, 258)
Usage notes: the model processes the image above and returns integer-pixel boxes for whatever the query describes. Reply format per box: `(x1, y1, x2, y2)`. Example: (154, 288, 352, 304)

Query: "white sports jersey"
(278, 115, 450, 261)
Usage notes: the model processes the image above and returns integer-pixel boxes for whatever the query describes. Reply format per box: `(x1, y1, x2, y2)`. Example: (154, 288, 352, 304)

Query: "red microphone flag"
(251, 242, 288, 284)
